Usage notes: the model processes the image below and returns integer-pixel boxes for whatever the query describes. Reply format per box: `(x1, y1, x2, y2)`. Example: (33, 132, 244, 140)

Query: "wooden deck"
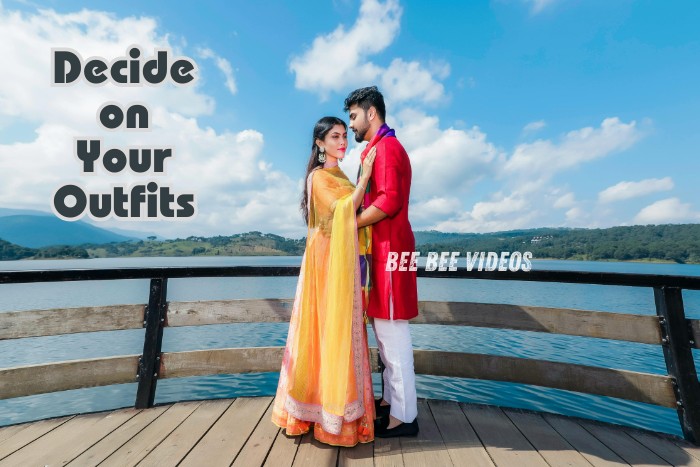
(1, 397, 699, 466)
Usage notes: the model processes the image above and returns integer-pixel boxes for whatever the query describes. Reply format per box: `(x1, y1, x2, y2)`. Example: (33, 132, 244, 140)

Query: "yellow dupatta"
(272, 166, 375, 443)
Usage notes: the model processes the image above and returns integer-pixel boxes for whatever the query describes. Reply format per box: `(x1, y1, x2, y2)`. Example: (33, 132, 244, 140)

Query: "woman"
(271, 116, 377, 447)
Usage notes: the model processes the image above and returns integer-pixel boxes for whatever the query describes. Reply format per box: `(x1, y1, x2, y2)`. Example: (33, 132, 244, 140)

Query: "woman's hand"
(353, 146, 377, 211)
(361, 146, 377, 183)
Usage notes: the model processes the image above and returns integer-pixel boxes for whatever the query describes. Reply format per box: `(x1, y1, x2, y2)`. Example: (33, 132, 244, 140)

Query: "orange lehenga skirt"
(271, 189, 375, 447)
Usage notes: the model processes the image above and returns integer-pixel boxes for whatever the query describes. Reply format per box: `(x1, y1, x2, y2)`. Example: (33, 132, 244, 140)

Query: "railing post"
(135, 277, 168, 409)
(654, 286, 700, 443)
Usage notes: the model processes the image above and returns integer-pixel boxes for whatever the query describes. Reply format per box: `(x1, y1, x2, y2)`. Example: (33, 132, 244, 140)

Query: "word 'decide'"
(52, 46, 197, 86)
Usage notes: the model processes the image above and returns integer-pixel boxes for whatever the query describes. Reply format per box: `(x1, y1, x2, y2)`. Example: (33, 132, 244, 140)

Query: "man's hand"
(357, 205, 388, 228)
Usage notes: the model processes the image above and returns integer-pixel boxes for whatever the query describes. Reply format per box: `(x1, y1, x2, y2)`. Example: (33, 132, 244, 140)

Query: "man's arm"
(358, 142, 403, 228)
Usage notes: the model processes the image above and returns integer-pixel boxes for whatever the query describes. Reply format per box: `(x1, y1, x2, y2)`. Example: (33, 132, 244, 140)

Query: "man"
(344, 86, 419, 437)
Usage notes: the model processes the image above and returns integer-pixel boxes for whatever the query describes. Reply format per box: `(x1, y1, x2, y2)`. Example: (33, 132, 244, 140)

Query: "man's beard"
(353, 122, 369, 143)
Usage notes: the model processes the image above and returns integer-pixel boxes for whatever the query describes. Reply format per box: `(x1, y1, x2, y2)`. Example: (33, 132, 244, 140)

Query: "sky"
(0, 0, 699, 239)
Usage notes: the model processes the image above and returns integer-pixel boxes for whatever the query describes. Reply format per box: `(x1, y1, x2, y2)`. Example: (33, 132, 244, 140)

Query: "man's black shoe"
(375, 418, 419, 438)
(374, 399, 390, 418)
(374, 414, 389, 431)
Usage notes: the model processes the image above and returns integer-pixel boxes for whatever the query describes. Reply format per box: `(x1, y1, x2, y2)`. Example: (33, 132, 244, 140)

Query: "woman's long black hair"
(300, 116, 347, 225)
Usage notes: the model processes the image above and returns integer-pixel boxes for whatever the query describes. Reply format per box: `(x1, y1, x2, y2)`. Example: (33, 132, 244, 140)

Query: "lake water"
(1, 256, 699, 438)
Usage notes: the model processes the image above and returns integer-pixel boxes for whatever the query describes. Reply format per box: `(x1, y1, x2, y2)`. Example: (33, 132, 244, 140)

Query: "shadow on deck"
(1, 397, 698, 466)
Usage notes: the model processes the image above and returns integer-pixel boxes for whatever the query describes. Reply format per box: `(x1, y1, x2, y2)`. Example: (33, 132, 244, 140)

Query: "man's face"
(348, 104, 371, 143)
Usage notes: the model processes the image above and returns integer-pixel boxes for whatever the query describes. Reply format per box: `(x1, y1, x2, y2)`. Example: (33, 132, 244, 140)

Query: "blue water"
(1, 256, 699, 438)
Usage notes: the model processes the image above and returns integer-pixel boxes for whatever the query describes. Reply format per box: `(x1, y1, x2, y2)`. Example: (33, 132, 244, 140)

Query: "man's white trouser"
(372, 317, 418, 423)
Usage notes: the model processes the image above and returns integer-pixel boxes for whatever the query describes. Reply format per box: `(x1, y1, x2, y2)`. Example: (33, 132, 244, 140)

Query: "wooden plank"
(417, 301, 662, 344)
(580, 419, 671, 466)
(625, 428, 700, 466)
(0, 425, 27, 445)
(0, 304, 144, 340)
(542, 413, 626, 467)
(461, 404, 549, 466)
(292, 433, 339, 467)
(68, 405, 168, 465)
(0, 415, 74, 461)
(0, 408, 139, 465)
(99, 401, 201, 466)
(503, 408, 591, 466)
(179, 397, 271, 465)
(374, 435, 404, 467)
(137, 399, 233, 466)
(232, 397, 279, 467)
(398, 399, 453, 466)
(263, 427, 302, 467)
(167, 299, 293, 326)
(671, 437, 700, 463)
(413, 350, 677, 408)
(428, 400, 494, 467)
(338, 441, 373, 467)
(159, 347, 284, 378)
(0, 355, 139, 399)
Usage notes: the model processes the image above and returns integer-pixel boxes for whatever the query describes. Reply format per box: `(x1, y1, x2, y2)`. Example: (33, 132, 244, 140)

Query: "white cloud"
(197, 47, 237, 95)
(0, 6, 303, 238)
(634, 198, 700, 225)
(381, 59, 449, 104)
(433, 191, 538, 233)
(504, 117, 642, 182)
(409, 197, 463, 224)
(523, 120, 546, 133)
(598, 177, 673, 203)
(553, 192, 575, 208)
(565, 207, 587, 223)
(393, 109, 502, 199)
(289, 0, 447, 104)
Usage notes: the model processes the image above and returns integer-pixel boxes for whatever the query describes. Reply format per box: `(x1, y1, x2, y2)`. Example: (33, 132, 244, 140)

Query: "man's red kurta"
(361, 130, 418, 320)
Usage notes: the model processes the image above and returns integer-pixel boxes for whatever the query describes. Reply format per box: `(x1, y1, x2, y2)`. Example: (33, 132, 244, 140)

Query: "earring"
(318, 147, 326, 163)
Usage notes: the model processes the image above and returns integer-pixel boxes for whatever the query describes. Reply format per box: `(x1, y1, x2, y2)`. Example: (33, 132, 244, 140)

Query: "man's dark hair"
(344, 86, 386, 122)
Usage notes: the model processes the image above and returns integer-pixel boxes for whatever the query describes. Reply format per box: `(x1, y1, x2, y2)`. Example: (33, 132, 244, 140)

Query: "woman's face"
(317, 124, 348, 161)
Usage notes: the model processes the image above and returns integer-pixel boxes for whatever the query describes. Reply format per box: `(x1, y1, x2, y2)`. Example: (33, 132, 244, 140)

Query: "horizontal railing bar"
(2, 299, 665, 345)
(1, 266, 699, 289)
(419, 268, 700, 289)
(0, 305, 145, 340)
(166, 299, 663, 345)
(159, 347, 676, 408)
(411, 349, 677, 408)
(0, 348, 676, 408)
(0, 355, 139, 400)
(0, 266, 300, 284)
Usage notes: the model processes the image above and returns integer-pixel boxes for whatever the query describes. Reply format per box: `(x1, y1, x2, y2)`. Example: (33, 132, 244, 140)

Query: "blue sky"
(0, 0, 698, 238)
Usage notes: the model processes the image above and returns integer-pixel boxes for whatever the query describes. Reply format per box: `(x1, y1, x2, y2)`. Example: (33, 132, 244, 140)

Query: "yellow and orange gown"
(271, 165, 375, 446)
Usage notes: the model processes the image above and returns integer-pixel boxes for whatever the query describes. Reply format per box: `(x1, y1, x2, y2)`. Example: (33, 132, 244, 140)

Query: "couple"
(271, 86, 419, 447)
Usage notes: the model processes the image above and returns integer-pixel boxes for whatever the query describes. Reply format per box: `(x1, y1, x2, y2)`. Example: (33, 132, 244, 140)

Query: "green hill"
(84, 231, 305, 258)
(0, 215, 135, 248)
(416, 224, 700, 264)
